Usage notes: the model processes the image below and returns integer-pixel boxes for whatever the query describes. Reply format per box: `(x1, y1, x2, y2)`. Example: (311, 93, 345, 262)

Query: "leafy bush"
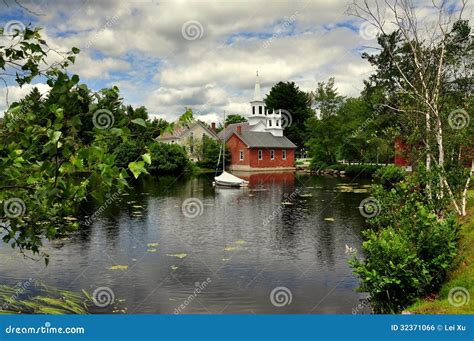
(148, 142, 190, 175)
(351, 177, 460, 313)
(374, 165, 406, 188)
(113, 139, 147, 169)
(196, 136, 229, 170)
(309, 160, 327, 171)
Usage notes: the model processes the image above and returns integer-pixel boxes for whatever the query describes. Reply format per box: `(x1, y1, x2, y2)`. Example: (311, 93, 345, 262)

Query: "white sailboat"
(214, 112, 249, 187)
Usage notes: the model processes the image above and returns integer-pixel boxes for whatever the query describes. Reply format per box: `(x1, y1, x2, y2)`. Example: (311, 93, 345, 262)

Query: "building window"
(270, 150, 275, 160)
(282, 149, 286, 160)
(276, 120, 279, 126)
(239, 150, 244, 161)
(190, 145, 194, 153)
(268, 120, 272, 127)
(171, 140, 175, 144)
(258, 149, 262, 160)
(252, 106, 255, 115)
(259, 106, 262, 115)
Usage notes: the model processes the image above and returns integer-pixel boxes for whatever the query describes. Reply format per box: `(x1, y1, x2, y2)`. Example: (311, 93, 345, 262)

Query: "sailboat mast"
(223, 110, 226, 171)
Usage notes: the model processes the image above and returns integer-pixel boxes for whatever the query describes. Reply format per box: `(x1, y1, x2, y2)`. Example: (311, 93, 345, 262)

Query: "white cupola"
(265, 109, 284, 137)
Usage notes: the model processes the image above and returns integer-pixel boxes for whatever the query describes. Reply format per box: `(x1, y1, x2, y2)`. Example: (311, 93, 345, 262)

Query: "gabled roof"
(218, 122, 251, 141)
(234, 131, 296, 149)
(157, 120, 218, 140)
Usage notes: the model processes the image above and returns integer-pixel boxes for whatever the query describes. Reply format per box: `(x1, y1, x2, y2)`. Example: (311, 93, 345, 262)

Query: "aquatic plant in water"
(0, 280, 89, 314)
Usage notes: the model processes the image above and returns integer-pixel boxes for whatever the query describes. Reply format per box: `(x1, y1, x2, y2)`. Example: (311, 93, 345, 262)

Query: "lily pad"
(166, 253, 187, 259)
(224, 246, 237, 251)
(109, 265, 128, 270)
(147, 249, 157, 252)
(147, 243, 159, 247)
(170, 265, 178, 270)
(324, 217, 335, 221)
(234, 240, 246, 245)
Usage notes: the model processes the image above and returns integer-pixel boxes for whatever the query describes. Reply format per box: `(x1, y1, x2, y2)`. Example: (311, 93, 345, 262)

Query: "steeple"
(253, 71, 262, 101)
(248, 71, 266, 129)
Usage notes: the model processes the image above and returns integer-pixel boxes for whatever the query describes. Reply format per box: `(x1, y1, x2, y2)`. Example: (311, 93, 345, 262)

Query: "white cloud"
(0, 83, 51, 115)
(1, 0, 468, 122)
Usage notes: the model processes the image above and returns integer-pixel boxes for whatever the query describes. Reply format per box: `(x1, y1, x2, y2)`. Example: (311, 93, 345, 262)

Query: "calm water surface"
(0, 173, 372, 314)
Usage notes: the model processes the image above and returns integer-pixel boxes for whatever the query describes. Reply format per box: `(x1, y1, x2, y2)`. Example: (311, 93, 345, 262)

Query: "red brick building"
(394, 137, 410, 167)
(225, 125, 296, 171)
(394, 136, 473, 173)
(219, 73, 297, 171)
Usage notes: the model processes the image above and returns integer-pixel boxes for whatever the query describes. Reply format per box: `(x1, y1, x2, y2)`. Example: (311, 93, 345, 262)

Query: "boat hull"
(214, 180, 248, 187)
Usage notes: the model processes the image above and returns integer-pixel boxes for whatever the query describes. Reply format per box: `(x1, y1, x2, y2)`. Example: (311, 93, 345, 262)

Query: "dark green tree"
(264, 81, 313, 149)
(305, 79, 344, 164)
(225, 114, 247, 125)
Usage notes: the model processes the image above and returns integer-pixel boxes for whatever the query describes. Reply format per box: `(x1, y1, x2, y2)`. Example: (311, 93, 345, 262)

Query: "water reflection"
(0, 173, 371, 314)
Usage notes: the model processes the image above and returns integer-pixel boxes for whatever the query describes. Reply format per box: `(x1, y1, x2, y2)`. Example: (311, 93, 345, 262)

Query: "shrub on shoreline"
(350, 173, 460, 313)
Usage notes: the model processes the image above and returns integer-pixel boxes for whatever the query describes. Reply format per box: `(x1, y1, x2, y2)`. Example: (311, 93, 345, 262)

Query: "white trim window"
(239, 150, 244, 161)
(282, 149, 286, 160)
(258, 149, 263, 160)
(270, 149, 275, 160)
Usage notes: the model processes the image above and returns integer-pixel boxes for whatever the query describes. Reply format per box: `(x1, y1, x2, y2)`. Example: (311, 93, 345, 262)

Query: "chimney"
(236, 125, 242, 134)
(211, 122, 216, 132)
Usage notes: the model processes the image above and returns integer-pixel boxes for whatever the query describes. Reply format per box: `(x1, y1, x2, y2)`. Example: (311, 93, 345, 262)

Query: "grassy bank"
(408, 189, 474, 314)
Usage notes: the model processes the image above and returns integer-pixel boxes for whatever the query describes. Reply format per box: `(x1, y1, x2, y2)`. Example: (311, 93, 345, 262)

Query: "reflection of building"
(233, 172, 295, 187)
(156, 120, 218, 161)
(219, 74, 297, 171)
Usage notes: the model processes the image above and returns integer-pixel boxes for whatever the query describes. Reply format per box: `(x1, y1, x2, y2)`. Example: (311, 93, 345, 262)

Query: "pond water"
(0, 173, 373, 314)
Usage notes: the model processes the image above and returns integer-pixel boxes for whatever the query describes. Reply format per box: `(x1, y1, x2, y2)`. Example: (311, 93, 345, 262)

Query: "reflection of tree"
(269, 181, 304, 256)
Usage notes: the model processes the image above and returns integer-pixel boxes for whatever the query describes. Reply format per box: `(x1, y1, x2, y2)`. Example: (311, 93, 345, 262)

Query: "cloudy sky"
(0, 0, 470, 123)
